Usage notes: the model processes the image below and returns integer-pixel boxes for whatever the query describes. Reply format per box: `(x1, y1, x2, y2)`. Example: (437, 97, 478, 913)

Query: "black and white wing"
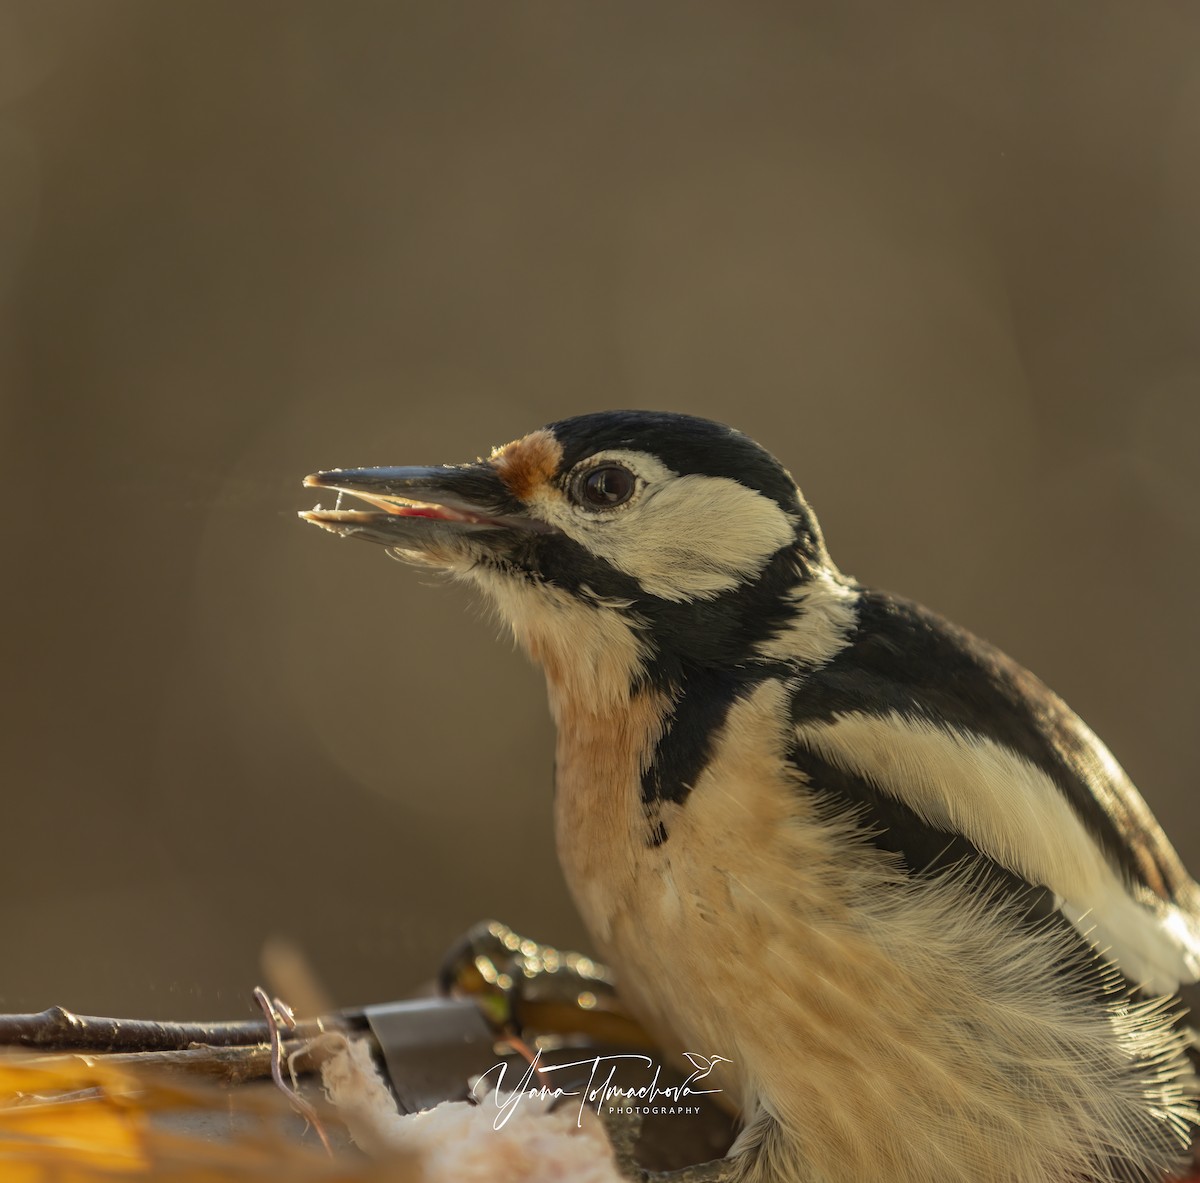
(788, 586, 1200, 1008)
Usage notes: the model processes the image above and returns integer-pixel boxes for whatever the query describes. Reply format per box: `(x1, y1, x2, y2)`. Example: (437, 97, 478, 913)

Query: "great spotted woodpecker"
(302, 410, 1199, 1183)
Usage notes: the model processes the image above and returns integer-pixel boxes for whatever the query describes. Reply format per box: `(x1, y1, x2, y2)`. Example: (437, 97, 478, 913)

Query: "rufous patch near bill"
(490, 430, 563, 501)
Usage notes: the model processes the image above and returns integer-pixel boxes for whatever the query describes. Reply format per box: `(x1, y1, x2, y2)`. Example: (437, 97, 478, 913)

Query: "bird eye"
(574, 464, 636, 509)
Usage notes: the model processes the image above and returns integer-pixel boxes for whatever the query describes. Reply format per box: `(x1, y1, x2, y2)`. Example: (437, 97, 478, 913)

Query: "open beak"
(300, 464, 549, 549)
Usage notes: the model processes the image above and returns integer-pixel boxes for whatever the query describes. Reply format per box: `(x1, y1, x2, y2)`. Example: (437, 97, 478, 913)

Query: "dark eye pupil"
(581, 465, 635, 506)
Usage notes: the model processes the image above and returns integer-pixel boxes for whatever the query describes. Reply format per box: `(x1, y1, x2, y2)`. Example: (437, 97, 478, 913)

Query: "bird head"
(302, 411, 842, 705)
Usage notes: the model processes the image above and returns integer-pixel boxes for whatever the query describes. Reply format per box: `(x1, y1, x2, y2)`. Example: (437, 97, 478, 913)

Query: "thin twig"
(252, 986, 333, 1156)
(87, 1043, 287, 1084)
(0, 1004, 343, 1054)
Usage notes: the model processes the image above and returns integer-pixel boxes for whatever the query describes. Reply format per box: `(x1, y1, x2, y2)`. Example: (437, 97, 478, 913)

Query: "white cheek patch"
(526, 452, 797, 602)
(599, 474, 796, 600)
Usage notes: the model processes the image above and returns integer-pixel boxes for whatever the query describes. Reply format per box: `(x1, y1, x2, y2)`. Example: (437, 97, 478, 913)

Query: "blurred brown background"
(1, 1, 1197, 1021)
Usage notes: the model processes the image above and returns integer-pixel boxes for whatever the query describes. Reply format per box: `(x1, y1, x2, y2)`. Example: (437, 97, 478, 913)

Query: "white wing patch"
(795, 709, 1200, 996)
(523, 449, 797, 602)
